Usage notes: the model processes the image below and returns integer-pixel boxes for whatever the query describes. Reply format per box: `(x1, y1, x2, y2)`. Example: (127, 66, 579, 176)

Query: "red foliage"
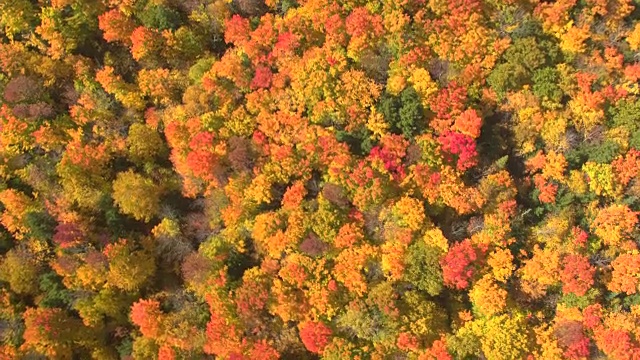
(419, 337, 453, 360)
(612, 148, 640, 186)
(534, 174, 557, 204)
(453, 109, 482, 139)
(555, 321, 590, 359)
(431, 82, 468, 129)
(130, 26, 160, 61)
(560, 254, 595, 296)
(158, 345, 176, 360)
(397, 332, 419, 351)
(186, 131, 218, 180)
(345, 7, 384, 38)
(22, 307, 76, 358)
(234, 278, 269, 317)
(582, 304, 603, 330)
(369, 144, 406, 180)
(224, 15, 251, 45)
(299, 321, 332, 354)
(130, 299, 162, 338)
(571, 227, 589, 248)
(596, 328, 640, 360)
(438, 131, 478, 171)
(274, 32, 298, 55)
(249, 340, 280, 360)
(564, 336, 590, 359)
(204, 311, 243, 356)
(251, 66, 273, 89)
(98, 9, 135, 44)
(440, 239, 483, 289)
(52, 223, 83, 249)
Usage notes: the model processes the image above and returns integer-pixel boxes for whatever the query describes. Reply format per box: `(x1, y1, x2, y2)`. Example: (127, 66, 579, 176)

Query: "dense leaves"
(2, 0, 640, 359)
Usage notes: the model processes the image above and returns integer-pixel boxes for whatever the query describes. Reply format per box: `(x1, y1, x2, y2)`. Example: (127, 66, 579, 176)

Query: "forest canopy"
(2, 0, 640, 359)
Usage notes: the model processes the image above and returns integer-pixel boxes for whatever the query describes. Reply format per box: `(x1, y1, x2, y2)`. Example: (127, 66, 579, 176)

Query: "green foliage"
(609, 98, 640, 132)
(487, 62, 529, 97)
(127, 123, 167, 165)
(532, 67, 563, 103)
(139, 4, 182, 31)
(336, 127, 375, 156)
(24, 211, 56, 242)
(503, 37, 546, 71)
(404, 241, 444, 296)
(189, 57, 216, 84)
(565, 137, 622, 169)
(401, 290, 448, 342)
(559, 288, 601, 309)
(0, 249, 40, 295)
(377, 87, 424, 138)
(489, 37, 553, 97)
(112, 170, 163, 222)
(38, 272, 72, 308)
(3, 1, 640, 358)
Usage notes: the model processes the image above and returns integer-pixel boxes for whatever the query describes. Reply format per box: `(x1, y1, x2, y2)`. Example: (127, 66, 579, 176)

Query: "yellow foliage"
(519, 246, 561, 299)
(391, 196, 426, 231)
(540, 115, 568, 151)
(471, 314, 531, 360)
(627, 22, 640, 50)
(606, 126, 630, 151)
(488, 248, 515, 282)
(469, 275, 508, 317)
(409, 67, 439, 107)
(244, 174, 273, 205)
(533, 324, 564, 360)
(423, 228, 449, 253)
(152, 218, 181, 238)
(541, 150, 567, 182)
(366, 107, 389, 140)
(386, 74, 406, 95)
(567, 170, 588, 195)
(582, 162, 621, 197)
(560, 23, 590, 54)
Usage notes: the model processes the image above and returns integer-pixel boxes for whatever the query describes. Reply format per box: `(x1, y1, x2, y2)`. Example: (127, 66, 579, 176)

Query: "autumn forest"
(2, 0, 640, 358)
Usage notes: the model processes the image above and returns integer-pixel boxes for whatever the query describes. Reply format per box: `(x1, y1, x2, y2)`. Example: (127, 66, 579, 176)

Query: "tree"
(377, 87, 425, 138)
(469, 275, 507, 317)
(22, 307, 87, 358)
(131, 299, 163, 338)
(104, 239, 156, 292)
(112, 170, 164, 222)
(608, 252, 640, 295)
(98, 9, 135, 44)
(299, 321, 332, 354)
(560, 254, 595, 297)
(127, 123, 167, 165)
(139, 3, 181, 31)
(441, 239, 483, 290)
(591, 204, 637, 248)
(474, 314, 531, 360)
(0, 248, 41, 295)
(404, 240, 444, 296)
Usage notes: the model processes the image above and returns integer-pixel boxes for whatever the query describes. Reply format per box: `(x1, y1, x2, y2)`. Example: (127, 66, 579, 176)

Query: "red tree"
(440, 239, 484, 289)
(560, 254, 595, 296)
(299, 321, 332, 354)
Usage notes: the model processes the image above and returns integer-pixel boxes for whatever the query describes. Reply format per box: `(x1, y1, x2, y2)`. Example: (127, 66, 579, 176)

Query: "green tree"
(404, 241, 444, 296)
(127, 123, 167, 165)
(377, 87, 424, 138)
(112, 170, 164, 222)
(0, 248, 41, 295)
